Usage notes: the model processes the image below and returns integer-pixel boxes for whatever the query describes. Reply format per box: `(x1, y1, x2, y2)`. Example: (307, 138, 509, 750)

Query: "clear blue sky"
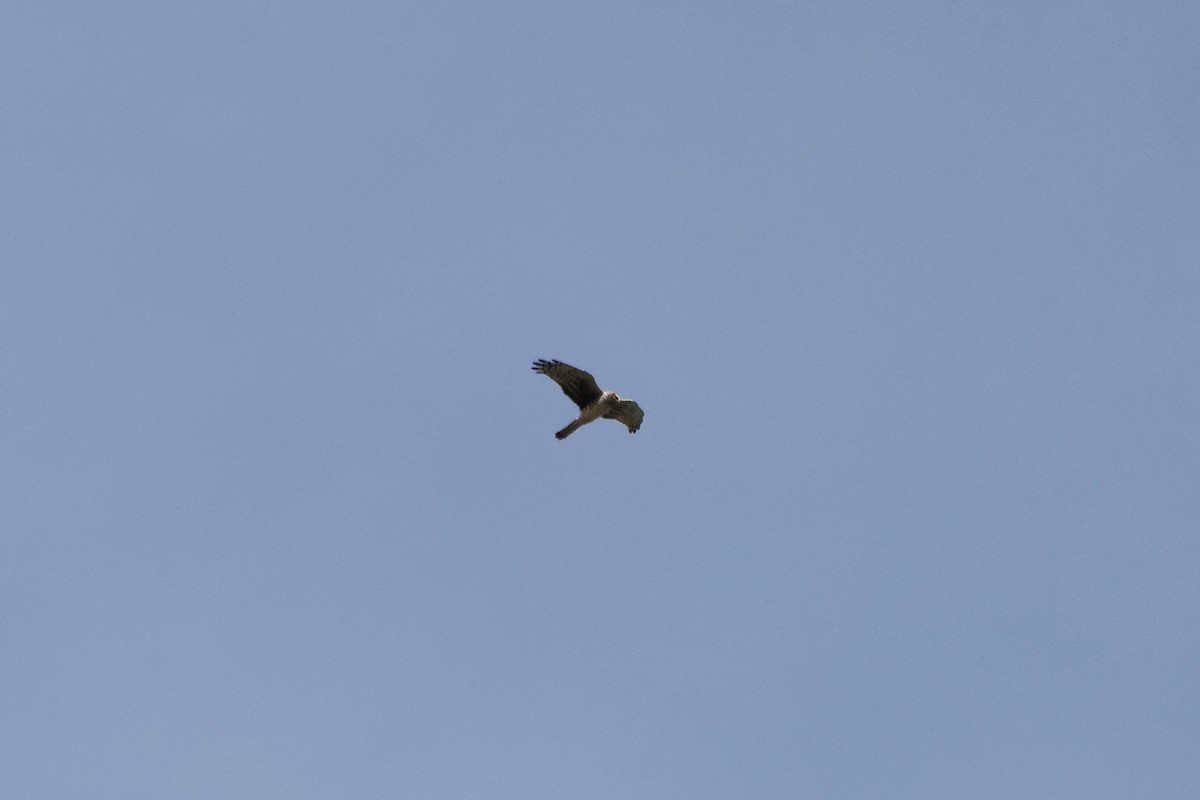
(3, 2, 1197, 797)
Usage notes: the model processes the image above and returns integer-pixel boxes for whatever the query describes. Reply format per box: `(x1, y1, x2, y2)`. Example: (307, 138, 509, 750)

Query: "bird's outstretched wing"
(603, 399, 644, 433)
(532, 359, 602, 409)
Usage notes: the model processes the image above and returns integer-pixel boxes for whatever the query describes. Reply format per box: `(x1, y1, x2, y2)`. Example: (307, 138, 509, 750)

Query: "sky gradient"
(3, 2, 1198, 797)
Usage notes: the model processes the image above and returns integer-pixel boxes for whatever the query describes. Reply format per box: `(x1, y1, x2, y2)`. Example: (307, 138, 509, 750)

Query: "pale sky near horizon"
(3, 2, 1198, 798)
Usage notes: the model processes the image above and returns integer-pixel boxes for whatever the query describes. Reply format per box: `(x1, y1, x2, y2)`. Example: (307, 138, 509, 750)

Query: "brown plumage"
(532, 359, 644, 439)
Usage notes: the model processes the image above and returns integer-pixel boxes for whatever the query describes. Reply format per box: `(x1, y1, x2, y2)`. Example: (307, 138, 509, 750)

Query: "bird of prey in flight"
(531, 359, 644, 440)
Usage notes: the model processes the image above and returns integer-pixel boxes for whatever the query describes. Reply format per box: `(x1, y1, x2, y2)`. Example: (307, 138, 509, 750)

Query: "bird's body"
(531, 359, 643, 439)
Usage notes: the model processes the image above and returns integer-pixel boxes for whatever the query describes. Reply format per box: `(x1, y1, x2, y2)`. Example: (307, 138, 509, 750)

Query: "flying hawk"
(532, 359, 644, 440)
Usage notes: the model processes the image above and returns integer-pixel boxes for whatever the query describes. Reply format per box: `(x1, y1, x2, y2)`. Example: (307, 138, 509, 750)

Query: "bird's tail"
(555, 420, 583, 440)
